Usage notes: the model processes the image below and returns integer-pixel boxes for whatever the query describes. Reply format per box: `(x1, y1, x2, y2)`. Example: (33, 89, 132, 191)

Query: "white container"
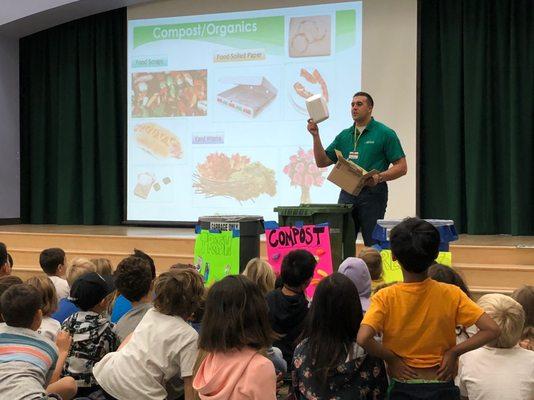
(305, 94, 329, 123)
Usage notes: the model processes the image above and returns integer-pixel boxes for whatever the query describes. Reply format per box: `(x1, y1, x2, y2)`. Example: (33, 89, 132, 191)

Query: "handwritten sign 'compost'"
(265, 223, 333, 298)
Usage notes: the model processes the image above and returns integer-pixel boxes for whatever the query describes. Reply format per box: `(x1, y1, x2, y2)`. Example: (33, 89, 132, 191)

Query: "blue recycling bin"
(372, 219, 458, 251)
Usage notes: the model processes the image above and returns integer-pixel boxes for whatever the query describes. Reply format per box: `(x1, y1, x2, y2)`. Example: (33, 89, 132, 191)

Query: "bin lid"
(274, 204, 353, 216)
(376, 219, 454, 228)
(198, 215, 264, 222)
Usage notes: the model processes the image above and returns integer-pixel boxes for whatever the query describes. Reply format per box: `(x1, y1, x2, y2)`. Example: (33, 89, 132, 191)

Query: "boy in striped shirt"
(0, 284, 76, 400)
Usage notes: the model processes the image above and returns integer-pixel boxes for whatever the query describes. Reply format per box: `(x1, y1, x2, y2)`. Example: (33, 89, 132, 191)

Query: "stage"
(1, 225, 532, 296)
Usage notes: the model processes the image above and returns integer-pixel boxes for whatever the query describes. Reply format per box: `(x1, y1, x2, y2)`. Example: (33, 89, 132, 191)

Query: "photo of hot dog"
(134, 123, 183, 159)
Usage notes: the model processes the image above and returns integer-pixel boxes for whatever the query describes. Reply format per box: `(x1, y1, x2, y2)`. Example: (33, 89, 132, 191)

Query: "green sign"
(133, 16, 285, 55)
(193, 229, 240, 285)
(381, 250, 452, 283)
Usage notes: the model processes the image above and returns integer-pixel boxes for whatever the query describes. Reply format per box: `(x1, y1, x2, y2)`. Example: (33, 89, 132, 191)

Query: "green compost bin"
(273, 204, 355, 270)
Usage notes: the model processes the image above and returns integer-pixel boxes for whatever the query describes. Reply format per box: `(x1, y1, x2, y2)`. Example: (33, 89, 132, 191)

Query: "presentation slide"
(127, 2, 362, 223)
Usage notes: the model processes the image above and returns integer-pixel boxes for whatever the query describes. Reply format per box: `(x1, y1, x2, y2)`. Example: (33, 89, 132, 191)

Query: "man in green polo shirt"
(307, 92, 407, 246)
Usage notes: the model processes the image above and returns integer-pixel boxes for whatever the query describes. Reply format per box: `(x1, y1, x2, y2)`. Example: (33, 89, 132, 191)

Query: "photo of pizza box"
(216, 76, 278, 118)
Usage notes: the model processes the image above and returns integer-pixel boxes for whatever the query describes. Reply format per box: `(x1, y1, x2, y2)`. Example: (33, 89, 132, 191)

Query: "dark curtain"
(20, 8, 126, 225)
(420, 0, 534, 234)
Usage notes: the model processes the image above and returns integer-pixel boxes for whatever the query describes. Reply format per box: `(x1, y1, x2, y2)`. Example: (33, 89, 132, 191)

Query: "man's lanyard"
(354, 128, 363, 151)
(351, 128, 365, 161)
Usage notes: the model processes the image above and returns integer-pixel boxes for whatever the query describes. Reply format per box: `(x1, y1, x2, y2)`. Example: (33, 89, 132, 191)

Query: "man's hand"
(56, 330, 72, 354)
(437, 349, 458, 381)
(307, 119, 319, 137)
(365, 174, 381, 187)
(386, 354, 417, 380)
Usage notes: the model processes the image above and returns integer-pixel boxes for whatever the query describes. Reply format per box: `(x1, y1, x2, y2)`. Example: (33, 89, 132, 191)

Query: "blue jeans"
(338, 183, 388, 246)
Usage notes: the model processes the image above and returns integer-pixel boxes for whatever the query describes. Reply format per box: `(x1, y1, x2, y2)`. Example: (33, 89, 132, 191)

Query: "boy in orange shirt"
(357, 218, 500, 398)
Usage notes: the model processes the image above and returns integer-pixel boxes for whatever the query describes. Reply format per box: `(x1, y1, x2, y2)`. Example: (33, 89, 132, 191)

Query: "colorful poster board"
(193, 229, 240, 285)
(265, 222, 333, 298)
(380, 250, 452, 283)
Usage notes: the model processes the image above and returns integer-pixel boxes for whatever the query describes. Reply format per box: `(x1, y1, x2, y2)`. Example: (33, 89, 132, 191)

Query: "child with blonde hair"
(242, 257, 276, 296)
(242, 257, 286, 373)
(26, 275, 61, 341)
(90, 258, 113, 276)
(52, 258, 96, 323)
(66, 258, 97, 287)
(358, 247, 384, 291)
(458, 293, 534, 400)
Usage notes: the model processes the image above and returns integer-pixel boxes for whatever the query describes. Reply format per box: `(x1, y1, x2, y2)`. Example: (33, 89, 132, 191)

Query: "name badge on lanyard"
(349, 151, 359, 161)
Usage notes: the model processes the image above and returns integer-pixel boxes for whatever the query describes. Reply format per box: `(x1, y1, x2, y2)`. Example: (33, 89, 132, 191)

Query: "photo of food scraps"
(288, 15, 331, 58)
(289, 67, 329, 114)
(132, 70, 207, 118)
(216, 76, 278, 118)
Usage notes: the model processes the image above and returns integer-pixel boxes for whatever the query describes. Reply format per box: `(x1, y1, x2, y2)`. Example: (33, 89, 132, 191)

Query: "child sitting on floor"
(357, 217, 500, 399)
(359, 247, 384, 292)
(26, 275, 61, 341)
(512, 285, 534, 351)
(90, 258, 114, 276)
(52, 258, 96, 323)
(193, 275, 277, 399)
(458, 293, 534, 400)
(0, 275, 23, 322)
(94, 269, 204, 400)
(242, 257, 276, 296)
(266, 250, 316, 369)
(39, 248, 69, 301)
(0, 284, 77, 400)
(338, 257, 372, 313)
(61, 272, 119, 397)
(0, 242, 12, 277)
(111, 249, 156, 323)
(112, 256, 154, 341)
(242, 257, 286, 373)
(292, 273, 388, 399)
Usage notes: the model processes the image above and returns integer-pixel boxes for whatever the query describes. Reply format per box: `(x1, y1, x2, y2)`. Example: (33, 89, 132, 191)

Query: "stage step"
(449, 245, 534, 266)
(2, 231, 196, 254)
(454, 263, 534, 293)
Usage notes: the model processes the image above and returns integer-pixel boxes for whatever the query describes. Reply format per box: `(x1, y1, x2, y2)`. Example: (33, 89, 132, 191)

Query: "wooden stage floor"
(1, 225, 533, 295)
(1, 224, 534, 246)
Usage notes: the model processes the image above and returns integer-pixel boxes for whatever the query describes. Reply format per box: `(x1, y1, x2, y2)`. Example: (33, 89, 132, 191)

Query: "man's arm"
(367, 157, 407, 186)
(308, 119, 334, 168)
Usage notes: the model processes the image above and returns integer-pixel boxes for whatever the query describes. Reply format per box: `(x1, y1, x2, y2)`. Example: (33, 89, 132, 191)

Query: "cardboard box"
(305, 94, 329, 123)
(327, 150, 379, 196)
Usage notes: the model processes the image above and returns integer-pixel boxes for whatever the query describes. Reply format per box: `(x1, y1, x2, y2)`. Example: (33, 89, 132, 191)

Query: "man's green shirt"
(325, 117, 405, 173)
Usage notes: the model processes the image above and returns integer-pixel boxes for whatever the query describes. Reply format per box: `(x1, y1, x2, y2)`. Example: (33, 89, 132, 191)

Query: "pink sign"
(265, 224, 333, 298)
